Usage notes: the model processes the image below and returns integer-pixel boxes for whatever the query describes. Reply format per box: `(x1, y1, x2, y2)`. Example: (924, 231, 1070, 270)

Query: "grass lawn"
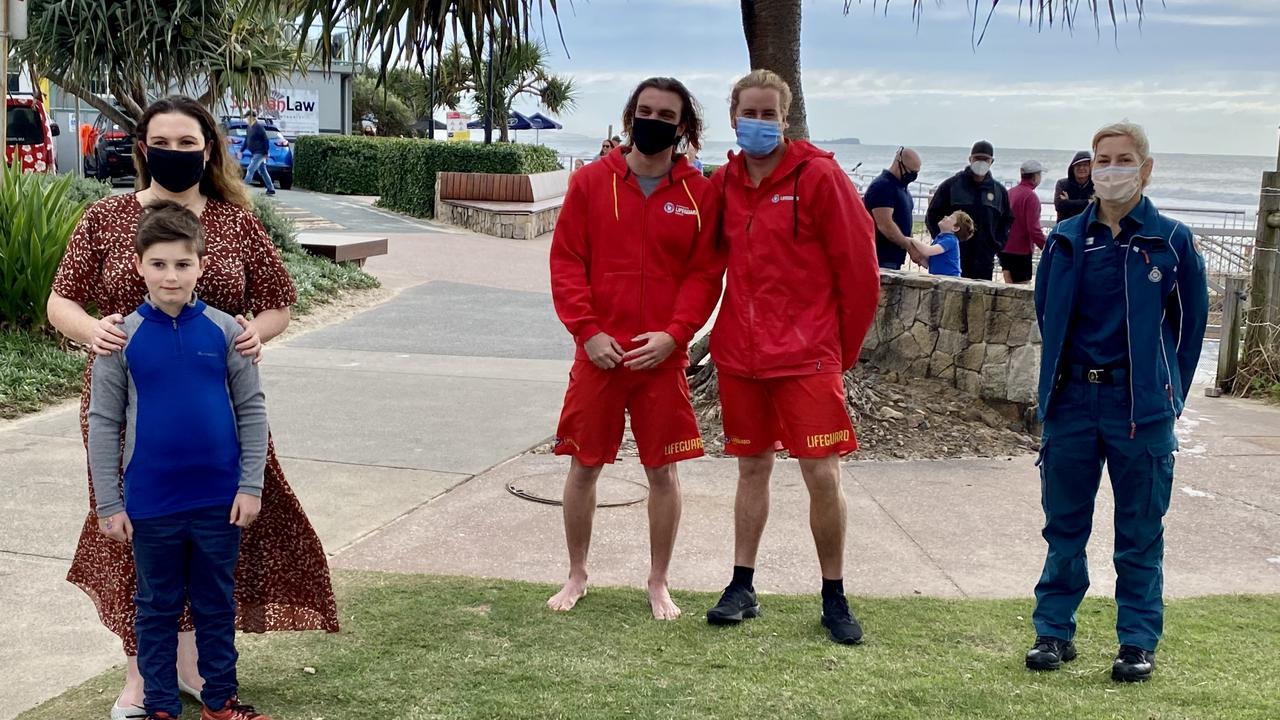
(0, 329, 86, 419)
(19, 572, 1280, 720)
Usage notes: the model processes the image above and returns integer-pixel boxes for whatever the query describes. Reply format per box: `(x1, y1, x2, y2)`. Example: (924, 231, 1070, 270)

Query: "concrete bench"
(297, 232, 388, 267)
(435, 170, 569, 239)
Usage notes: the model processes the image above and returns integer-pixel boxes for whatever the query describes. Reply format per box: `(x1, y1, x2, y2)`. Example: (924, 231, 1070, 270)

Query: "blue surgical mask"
(735, 117, 782, 158)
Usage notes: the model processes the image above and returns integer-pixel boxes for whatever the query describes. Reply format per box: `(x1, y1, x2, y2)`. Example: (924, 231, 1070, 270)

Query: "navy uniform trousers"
(1033, 380, 1178, 651)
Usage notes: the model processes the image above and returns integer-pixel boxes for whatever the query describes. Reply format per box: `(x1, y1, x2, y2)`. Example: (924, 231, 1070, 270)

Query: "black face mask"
(631, 117, 680, 156)
(145, 146, 207, 193)
(896, 157, 919, 185)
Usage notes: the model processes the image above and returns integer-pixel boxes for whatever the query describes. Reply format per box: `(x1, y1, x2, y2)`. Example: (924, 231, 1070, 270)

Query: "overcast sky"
(509, 0, 1280, 157)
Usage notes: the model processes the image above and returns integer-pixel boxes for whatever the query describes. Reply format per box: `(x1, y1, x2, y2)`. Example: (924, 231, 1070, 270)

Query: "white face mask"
(1092, 165, 1142, 202)
(969, 160, 991, 176)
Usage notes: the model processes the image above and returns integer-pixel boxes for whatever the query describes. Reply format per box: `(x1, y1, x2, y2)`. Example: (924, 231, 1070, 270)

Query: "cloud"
(1149, 14, 1274, 28)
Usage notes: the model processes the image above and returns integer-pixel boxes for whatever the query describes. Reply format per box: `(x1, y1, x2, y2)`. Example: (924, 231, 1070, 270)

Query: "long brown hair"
(620, 77, 703, 155)
(133, 95, 250, 209)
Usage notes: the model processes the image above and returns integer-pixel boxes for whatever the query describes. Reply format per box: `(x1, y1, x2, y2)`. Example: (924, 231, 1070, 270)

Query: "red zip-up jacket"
(550, 148, 724, 368)
(710, 140, 880, 378)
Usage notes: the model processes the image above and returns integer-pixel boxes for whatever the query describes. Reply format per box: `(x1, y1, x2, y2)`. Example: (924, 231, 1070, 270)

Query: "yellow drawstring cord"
(680, 179, 702, 232)
(612, 173, 619, 222)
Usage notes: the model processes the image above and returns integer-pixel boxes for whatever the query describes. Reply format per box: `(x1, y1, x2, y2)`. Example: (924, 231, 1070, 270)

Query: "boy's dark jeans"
(132, 505, 242, 717)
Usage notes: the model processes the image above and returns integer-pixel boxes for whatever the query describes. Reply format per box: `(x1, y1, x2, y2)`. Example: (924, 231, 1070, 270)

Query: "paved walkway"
(3, 191, 1278, 718)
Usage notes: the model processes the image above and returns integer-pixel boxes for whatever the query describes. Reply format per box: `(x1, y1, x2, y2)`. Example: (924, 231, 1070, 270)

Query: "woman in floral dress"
(47, 95, 339, 719)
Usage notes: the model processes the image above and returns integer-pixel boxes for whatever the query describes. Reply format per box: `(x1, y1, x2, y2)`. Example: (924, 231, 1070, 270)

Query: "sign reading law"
(225, 89, 320, 136)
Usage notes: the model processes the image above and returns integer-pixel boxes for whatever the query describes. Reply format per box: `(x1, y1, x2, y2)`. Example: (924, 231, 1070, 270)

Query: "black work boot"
(1111, 645, 1156, 682)
(1025, 636, 1078, 670)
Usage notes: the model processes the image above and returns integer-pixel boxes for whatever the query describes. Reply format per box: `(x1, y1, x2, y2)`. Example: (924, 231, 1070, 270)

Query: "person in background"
(925, 140, 1013, 280)
(1054, 151, 1094, 222)
(598, 137, 619, 158)
(864, 147, 927, 270)
(241, 111, 275, 197)
(920, 210, 972, 277)
(1026, 121, 1208, 683)
(1002, 160, 1048, 284)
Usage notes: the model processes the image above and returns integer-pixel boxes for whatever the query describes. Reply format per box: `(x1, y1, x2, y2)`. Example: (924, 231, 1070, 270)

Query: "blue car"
(221, 117, 295, 189)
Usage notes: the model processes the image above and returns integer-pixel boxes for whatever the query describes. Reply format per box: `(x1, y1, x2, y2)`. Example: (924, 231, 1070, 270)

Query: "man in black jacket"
(1053, 150, 1093, 222)
(243, 110, 276, 196)
(925, 141, 1013, 280)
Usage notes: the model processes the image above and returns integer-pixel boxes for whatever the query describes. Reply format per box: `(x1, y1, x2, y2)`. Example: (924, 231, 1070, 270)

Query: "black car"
(83, 113, 135, 181)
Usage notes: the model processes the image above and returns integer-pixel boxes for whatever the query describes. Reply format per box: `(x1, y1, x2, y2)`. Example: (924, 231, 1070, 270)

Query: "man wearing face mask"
(548, 77, 723, 621)
(704, 69, 879, 646)
(925, 140, 1014, 280)
(864, 147, 927, 270)
(1027, 122, 1207, 682)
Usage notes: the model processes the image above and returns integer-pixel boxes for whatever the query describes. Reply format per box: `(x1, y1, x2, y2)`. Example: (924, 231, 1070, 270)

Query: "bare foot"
(547, 577, 588, 611)
(648, 582, 682, 621)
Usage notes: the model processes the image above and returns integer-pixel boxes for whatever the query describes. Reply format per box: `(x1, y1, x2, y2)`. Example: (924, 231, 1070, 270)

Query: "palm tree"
(15, 0, 304, 132)
(471, 37, 575, 142)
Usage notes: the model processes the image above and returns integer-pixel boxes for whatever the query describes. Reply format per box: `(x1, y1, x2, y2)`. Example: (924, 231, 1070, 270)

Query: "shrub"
(0, 159, 93, 328)
(702, 163, 721, 178)
(294, 135, 388, 196)
(252, 196, 301, 252)
(353, 75, 417, 139)
(281, 249, 381, 315)
(62, 175, 112, 205)
(377, 140, 561, 218)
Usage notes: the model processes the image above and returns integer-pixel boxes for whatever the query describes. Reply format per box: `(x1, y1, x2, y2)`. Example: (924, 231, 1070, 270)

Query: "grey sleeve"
(222, 322, 269, 497)
(87, 351, 129, 517)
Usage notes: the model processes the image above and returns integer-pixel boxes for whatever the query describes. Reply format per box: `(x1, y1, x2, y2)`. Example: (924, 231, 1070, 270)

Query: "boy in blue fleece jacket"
(88, 201, 272, 720)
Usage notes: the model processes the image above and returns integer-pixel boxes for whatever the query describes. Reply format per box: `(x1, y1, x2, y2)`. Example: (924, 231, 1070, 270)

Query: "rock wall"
(862, 272, 1041, 408)
(434, 200, 562, 240)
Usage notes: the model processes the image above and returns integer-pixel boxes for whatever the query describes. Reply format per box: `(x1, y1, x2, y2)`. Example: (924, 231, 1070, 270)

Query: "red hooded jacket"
(710, 140, 880, 378)
(550, 148, 723, 368)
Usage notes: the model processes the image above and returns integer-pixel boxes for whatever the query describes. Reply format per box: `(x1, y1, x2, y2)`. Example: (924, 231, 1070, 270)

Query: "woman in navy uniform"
(1026, 122, 1208, 682)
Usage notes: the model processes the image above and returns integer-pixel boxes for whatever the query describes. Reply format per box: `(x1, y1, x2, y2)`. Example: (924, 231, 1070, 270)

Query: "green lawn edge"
(19, 571, 1280, 720)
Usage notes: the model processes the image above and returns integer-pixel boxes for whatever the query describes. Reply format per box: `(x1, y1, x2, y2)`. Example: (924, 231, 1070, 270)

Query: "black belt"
(1058, 365, 1129, 386)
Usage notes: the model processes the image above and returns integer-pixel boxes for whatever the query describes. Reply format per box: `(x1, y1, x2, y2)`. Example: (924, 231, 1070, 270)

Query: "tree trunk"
(42, 69, 137, 132)
(740, 0, 808, 140)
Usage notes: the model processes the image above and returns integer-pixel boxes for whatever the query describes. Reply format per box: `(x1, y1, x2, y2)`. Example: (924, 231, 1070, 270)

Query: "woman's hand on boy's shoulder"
(230, 493, 262, 528)
(97, 511, 132, 544)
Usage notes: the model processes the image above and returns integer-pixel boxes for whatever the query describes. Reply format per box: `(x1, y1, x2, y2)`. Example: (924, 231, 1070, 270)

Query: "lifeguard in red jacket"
(548, 77, 723, 620)
(703, 70, 881, 644)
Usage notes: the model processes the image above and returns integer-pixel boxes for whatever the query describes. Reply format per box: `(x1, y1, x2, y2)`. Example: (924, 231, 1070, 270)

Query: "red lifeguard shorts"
(718, 371, 858, 458)
(554, 360, 705, 468)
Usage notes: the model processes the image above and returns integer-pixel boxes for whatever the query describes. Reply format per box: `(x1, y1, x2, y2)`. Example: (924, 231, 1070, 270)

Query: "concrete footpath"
(3, 189, 1278, 718)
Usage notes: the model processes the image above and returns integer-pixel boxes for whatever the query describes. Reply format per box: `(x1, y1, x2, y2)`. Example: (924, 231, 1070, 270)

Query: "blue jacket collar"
(139, 294, 206, 324)
(1081, 195, 1156, 235)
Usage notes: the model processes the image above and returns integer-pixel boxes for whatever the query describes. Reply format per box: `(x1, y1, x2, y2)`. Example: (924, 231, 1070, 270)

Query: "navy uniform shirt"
(1066, 212, 1142, 368)
(864, 170, 914, 269)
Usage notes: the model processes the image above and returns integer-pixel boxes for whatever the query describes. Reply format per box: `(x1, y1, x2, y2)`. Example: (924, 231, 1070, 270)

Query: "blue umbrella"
(527, 112, 563, 144)
(468, 111, 535, 137)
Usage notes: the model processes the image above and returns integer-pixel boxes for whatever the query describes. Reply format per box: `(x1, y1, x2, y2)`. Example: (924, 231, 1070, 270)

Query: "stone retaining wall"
(434, 200, 561, 240)
(862, 271, 1041, 408)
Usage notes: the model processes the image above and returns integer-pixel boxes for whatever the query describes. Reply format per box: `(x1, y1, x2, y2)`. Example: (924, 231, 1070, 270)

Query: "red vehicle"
(4, 94, 60, 173)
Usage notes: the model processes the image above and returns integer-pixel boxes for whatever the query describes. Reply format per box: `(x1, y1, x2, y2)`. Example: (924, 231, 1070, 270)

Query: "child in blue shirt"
(88, 201, 273, 720)
(923, 210, 974, 277)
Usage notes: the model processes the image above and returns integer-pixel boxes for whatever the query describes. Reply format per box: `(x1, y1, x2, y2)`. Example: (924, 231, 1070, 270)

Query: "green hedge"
(294, 135, 388, 196)
(294, 135, 561, 218)
(377, 140, 561, 218)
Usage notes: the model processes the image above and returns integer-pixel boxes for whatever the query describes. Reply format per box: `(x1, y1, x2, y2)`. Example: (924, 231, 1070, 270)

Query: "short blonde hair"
(1092, 121, 1151, 161)
(952, 211, 975, 241)
(730, 69, 792, 119)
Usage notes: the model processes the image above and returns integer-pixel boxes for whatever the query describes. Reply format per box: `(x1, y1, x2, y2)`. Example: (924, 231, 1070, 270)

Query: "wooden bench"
(434, 170, 570, 239)
(297, 232, 388, 267)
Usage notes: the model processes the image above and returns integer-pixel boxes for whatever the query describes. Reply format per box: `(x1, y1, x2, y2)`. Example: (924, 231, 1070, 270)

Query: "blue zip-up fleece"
(87, 297, 268, 520)
(1034, 197, 1209, 427)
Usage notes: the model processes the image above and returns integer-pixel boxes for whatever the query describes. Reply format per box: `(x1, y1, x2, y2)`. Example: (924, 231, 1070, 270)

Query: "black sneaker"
(1111, 645, 1156, 682)
(820, 594, 864, 645)
(1025, 635, 1078, 670)
(706, 585, 760, 625)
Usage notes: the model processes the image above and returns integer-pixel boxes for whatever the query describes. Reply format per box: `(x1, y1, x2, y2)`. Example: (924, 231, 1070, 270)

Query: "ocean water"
(533, 135, 1275, 227)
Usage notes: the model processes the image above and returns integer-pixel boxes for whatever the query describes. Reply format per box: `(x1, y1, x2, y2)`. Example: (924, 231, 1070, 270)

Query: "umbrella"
(412, 117, 447, 136)
(468, 111, 534, 139)
(527, 112, 563, 143)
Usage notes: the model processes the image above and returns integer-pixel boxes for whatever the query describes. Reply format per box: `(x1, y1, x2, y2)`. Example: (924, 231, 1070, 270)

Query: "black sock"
(730, 565, 755, 591)
(821, 577, 844, 599)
